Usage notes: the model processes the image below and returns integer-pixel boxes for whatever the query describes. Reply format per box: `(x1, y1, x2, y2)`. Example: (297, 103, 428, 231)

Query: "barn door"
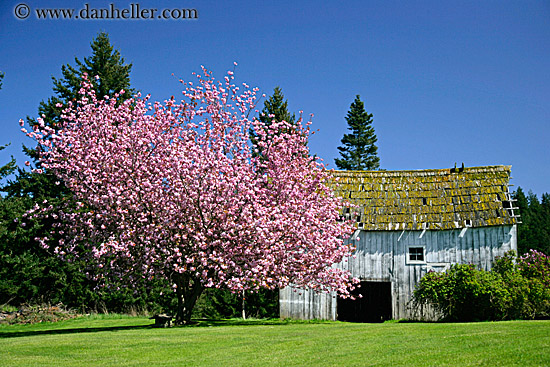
(337, 281, 392, 322)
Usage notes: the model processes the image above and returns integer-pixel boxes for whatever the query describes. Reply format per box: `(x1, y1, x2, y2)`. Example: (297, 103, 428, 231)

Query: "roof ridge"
(329, 165, 511, 175)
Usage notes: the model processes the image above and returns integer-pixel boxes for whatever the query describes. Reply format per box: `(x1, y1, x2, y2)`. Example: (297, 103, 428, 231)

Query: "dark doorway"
(337, 281, 392, 323)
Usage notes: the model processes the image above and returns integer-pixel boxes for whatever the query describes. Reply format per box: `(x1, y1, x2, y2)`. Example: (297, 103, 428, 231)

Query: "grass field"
(1, 316, 549, 366)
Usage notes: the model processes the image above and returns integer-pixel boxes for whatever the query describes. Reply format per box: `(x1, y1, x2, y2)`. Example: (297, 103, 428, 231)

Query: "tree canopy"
(25, 68, 357, 324)
(0, 32, 152, 312)
(335, 95, 380, 170)
(5, 32, 134, 200)
(514, 187, 550, 256)
(250, 86, 296, 158)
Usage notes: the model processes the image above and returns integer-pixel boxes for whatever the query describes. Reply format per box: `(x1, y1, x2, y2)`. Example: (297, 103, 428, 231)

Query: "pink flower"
(22, 66, 357, 322)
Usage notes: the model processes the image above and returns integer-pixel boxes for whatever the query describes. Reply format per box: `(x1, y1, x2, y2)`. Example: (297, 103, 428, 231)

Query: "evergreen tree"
(5, 32, 134, 199)
(244, 87, 298, 313)
(0, 145, 16, 183)
(250, 86, 295, 158)
(0, 33, 153, 311)
(540, 193, 550, 254)
(0, 78, 16, 181)
(259, 86, 295, 125)
(514, 187, 550, 256)
(335, 95, 380, 170)
(514, 187, 531, 255)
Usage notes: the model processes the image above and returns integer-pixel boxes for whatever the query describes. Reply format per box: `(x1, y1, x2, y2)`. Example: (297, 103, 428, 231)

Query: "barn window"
(407, 246, 426, 264)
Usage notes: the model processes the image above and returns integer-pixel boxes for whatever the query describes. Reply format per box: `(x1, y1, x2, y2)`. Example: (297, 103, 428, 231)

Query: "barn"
(279, 165, 519, 321)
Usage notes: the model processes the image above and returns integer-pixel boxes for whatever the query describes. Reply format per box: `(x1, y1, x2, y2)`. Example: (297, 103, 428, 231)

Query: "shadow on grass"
(0, 318, 333, 338)
(190, 318, 317, 327)
(0, 324, 155, 339)
(392, 319, 440, 323)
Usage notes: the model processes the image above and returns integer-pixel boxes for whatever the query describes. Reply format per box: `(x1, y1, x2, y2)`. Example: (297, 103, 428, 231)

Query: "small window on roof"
(422, 198, 427, 205)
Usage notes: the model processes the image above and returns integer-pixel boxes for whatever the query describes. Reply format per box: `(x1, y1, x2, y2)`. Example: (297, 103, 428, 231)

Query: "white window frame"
(406, 246, 426, 265)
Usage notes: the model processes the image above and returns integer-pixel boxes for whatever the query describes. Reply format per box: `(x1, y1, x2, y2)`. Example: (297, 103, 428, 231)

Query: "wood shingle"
(330, 165, 518, 231)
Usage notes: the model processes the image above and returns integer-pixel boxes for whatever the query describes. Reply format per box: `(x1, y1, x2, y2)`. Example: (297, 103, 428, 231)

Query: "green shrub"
(413, 250, 550, 321)
(518, 250, 550, 318)
(493, 251, 531, 319)
(414, 264, 510, 321)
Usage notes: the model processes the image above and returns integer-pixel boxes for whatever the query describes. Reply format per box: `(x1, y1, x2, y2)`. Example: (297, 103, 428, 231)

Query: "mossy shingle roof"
(330, 165, 518, 231)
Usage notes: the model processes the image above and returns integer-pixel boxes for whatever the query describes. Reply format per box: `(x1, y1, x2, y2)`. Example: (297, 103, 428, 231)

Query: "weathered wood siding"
(279, 224, 517, 321)
(279, 287, 337, 320)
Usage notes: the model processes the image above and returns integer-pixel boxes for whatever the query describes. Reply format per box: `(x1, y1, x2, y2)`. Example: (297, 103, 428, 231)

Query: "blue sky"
(1, 0, 549, 195)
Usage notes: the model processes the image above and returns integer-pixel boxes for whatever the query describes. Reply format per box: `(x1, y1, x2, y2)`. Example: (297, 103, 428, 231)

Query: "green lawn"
(1, 316, 549, 366)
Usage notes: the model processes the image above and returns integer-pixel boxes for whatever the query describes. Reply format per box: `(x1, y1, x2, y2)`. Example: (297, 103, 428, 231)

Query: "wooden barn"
(279, 165, 519, 321)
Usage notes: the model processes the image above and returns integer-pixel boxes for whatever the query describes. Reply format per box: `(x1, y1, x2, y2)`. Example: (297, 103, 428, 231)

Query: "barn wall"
(279, 225, 517, 321)
(279, 287, 336, 320)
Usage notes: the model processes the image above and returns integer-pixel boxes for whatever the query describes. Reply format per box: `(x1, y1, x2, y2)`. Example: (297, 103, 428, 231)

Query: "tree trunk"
(242, 289, 246, 320)
(174, 273, 204, 325)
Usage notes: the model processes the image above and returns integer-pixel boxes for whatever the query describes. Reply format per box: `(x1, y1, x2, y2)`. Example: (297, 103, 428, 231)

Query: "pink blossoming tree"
(24, 67, 357, 324)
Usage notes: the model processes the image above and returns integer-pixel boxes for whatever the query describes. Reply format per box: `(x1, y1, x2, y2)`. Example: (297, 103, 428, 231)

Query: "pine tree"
(259, 86, 295, 125)
(514, 187, 550, 256)
(0, 33, 142, 310)
(540, 193, 550, 254)
(250, 86, 295, 158)
(27, 32, 133, 155)
(225, 89, 294, 318)
(0, 145, 16, 182)
(335, 95, 380, 170)
(0, 75, 16, 181)
(5, 32, 134, 199)
(514, 187, 531, 255)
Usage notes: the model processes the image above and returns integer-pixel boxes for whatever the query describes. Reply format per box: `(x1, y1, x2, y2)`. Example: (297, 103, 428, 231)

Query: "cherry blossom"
(24, 67, 357, 324)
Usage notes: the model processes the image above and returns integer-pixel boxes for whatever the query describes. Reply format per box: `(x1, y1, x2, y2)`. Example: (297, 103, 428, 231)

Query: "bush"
(492, 251, 531, 319)
(518, 250, 550, 318)
(413, 264, 510, 321)
(413, 250, 550, 321)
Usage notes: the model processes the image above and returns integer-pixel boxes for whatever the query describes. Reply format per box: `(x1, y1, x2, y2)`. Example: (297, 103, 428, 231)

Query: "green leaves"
(414, 250, 550, 321)
(335, 95, 380, 171)
(0, 32, 139, 312)
(0, 144, 16, 180)
(514, 187, 550, 256)
(250, 86, 296, 159)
